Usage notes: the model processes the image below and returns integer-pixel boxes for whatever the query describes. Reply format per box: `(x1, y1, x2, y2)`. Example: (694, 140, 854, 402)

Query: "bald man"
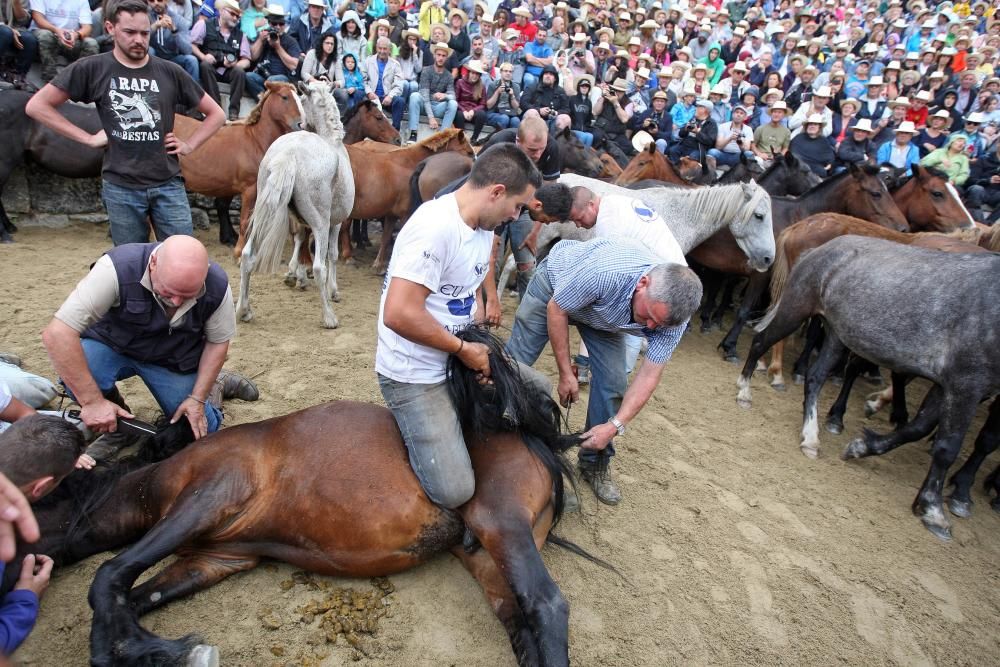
(41, 237, 256, 458)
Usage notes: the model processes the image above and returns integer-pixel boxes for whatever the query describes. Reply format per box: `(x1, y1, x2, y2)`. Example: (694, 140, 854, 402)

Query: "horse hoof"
(825, 420, 843, 435)
(841, 438, 868, 460)
(187, 644, 219, 667)
(863, 401, 878, 418)
(792, 374, 805, 385)
(723, 353, 740, 364)
(947, 496, 973, 519)
(770, 382, 786, 392)
(332, 291, 341, 303)
(800, 445, 819, 460)
(283, 274, 297, 287)
(700, 323, 712, 334)
(322, 317, 339, 329)
(239, 310, 254, 323)
(918, 509, 952, 542)
(0, 234, 13, 244)
(736, 397, 752, 410)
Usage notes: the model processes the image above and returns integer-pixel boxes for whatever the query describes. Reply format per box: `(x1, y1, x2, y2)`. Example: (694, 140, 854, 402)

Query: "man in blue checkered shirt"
(506, 237, 702, 505)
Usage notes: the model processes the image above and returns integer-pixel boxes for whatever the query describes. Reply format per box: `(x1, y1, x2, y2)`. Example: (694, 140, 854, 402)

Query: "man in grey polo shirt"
(506, 237, 702, 505)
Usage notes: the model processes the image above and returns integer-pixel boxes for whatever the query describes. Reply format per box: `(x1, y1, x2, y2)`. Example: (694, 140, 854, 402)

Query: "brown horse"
(885, 164, 976, 232)
(339, 128, 476, 273)
(25, 328, 593, 667)
(176, 81, 304, 246)
(341, 99, 401, 145)
(712, 164, 910, 362)
(597, 152, 623, 180)
(615, 142, 693, 186)
(553, 128, 603, 178)
(762, 214, 991, 389)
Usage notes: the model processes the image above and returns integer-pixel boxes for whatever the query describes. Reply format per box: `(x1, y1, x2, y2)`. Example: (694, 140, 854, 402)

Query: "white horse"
(498, 176, 774, 293)
(236, 80, 356, 329)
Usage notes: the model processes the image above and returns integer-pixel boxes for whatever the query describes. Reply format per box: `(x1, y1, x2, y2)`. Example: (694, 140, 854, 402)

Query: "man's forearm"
(190, 341, 229, 402)
(30, 13, 61, 34)
(483, 237, 501, 310)
(616, 358, 664, 424)
(0, 397, 35, 423)
(546, 300, 574, 377)
(41, 320, 103, 406)
(25, 98, 96, 145)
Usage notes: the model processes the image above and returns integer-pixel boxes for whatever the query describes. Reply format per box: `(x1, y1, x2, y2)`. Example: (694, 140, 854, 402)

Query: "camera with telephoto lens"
(224, 53, 236, 64)
(574, 49, 585, 58)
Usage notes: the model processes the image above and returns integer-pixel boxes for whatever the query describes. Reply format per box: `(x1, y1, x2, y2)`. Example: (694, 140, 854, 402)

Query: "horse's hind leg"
(327, 221, 342, 302)
(719, 270, 769, 363)
(461, 506, 568, 666)
(698, 270, 721, 334)
(946, 396, 1000, 518)
(825, 353, 866, 435)
(128, 550, 259, 617)
(799, 332, 845, 459)
(373, 218, 396, 275)
(0, 200, 15, 243)
(711, 276, 739, 330)
(792, 317, 824, 384)
(985, 463, 1000, 512)
(843, 384, 943, 460)
(236, 239, 256, 322)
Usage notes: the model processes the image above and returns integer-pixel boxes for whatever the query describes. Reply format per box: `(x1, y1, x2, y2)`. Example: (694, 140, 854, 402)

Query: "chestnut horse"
(176, 81, 304, 246)
(615, 142, 693, 186)
(711, 164, 910, 362)
(22, 328, 597, 667)
(884, 164, 976, 232)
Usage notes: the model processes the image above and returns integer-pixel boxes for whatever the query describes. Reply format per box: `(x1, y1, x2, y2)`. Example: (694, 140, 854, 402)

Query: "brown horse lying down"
(21, 328, 595, 667)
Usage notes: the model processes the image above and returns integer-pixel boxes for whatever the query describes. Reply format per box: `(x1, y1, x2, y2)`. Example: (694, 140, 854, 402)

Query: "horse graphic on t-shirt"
(108, 89, 160, 131)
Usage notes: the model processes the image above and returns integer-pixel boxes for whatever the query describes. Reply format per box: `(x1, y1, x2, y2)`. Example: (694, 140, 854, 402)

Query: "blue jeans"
(486, 111, 520, 131)
(0, 26, 38, 75)
(506, 260, 627, 465)
(246, 72, 290, 98)
(654, 138, 668, 154)
(408, 92, 458, 132)
(495, 210, 536, 300)
(707, 148, 755, 166)
(101, 177, 193, 245)
(77, 339, 222, 433)
(522, 70, 539, 93)
(381, 93, 406, 129)
(572, 130, 594, 148)
(164, 53, 200, 82)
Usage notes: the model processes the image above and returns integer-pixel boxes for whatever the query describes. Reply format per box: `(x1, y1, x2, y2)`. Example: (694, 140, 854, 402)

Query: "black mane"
(341, 98, 376, 127)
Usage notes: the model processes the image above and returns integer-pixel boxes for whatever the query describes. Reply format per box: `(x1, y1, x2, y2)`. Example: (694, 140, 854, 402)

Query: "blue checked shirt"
(545, 238, 686, 365)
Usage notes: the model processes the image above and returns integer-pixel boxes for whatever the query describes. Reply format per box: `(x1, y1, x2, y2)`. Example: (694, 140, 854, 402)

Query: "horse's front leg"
(310, 222, 338, 329)
(233, 185, 256, 261)
(235, 239, 256, 322)
(327, 220, 342, 302)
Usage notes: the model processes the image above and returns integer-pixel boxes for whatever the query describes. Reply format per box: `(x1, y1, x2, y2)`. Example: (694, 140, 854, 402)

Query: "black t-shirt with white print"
(52, 52, 205, 189)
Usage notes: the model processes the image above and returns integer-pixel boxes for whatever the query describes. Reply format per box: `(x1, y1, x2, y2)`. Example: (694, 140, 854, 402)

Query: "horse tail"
(408, 158, 429, 218)
(769, 228, 793, 306)
(247, 152, 298, 274)
(545, 534, 625, 579)
(446, 325, 583, 529)
(753, 297, 782, 333)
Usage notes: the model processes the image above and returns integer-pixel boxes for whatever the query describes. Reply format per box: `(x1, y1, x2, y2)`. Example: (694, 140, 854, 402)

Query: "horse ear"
(912, 163, 926, 181)
(297, 80, 309, 96)
(741, 181, 755, 199)
(646, 142, 656, 154)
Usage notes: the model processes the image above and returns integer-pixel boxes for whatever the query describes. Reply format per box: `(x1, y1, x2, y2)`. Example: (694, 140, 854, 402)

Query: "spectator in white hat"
(707, 104, 755, 172)
(789, 84, 833, 137)
(790, 113, 835, 177)
(753, 100, 790, 167)
(836, 118, 875, 168)
(876, 121, 920, 170)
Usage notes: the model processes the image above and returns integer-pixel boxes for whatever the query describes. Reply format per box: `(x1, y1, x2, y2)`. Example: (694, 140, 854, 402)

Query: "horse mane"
(979, 223, 1000, 252)
(417, 128, 465, 152)
(446, 326, 581, 530)
(666, 181, 765, 223)
(237, 83, 293, 126)
(340, 98, 379, 128)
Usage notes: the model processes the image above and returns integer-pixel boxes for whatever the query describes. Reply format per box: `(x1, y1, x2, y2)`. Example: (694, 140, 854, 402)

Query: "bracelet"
(455, 339, 464, 355)
(187, 394, 207, 405)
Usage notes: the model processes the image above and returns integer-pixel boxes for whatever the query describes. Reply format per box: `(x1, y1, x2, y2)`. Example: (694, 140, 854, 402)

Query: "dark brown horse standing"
(0, 89, 104, 242)
(23, 329, 594, 667)
(710, 164, 910, 362)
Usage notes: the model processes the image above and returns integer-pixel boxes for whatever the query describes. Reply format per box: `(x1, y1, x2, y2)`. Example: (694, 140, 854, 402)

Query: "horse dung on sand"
(236, 80, 356, 329)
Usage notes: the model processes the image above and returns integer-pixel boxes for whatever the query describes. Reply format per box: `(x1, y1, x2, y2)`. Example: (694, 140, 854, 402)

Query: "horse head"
(297, 79, 343, 139)
(846, 163, 909, 232)
(554, 128, 602, 178)
(893, 164, 977, 232)
(617, 143, 670, 185)
(257, 80, 304, 131)
(421, 128, 475, 156)
(676, 156, 704, 182)
(768, 150, 821, 195)
(730, 180, 775, 272)
(343, 99, 401, 146)
(597, 152, 623, 179)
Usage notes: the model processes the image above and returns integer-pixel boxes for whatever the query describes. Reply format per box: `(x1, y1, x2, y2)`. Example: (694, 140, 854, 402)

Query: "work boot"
(0, 352, 22, 367)
(216, 369, 260, 402)
(578, 459, 621, 506)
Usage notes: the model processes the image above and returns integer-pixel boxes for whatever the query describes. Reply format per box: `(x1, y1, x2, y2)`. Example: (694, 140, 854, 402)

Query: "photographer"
(707, 104, 755, 172)
(591, 77, 635, 164)
(246, 5, 302, 99)
(520, 64, 569, 130)
(630, 90, 672, 153)
(565, 33, 595, 80)
(485, 62, 522, 136)
(190, 0, 251, 121)
(668, 99, 718, 165)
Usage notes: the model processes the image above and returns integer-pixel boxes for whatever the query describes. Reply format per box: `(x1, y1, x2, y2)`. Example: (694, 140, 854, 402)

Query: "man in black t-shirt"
(26, 0, 225, 246)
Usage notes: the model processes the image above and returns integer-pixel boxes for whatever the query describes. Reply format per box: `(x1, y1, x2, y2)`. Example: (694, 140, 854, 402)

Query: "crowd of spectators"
(4, 0, 1000, 219)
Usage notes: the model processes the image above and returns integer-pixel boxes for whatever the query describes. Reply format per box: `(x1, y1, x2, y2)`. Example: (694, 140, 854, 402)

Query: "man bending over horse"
(26, 0, 225, 246)
(0, 415, 85, 654)
(506, 237, 702, 505)
(377, 143, 543, 510)
(41, 236, 258, 462)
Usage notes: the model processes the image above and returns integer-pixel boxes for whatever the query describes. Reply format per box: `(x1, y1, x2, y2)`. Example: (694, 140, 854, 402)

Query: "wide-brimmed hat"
(652, 90, 669, 100)
(732, 61, 749, 73)
(692, 62, 708, 72)
(429, 22, 449, 36)
(635, 67, 651, 79)
(763, 87, 783, 100)
(840, 97, 860, 111)
(448, 7, 467, 22)
(656, 68, 672, 79)
(431, 42, 453, 56)
(512, 7, 532, 18)
(769, 100, 788, 112)
(401, 28, 420, 41)
(307, 0, 326, 7)
(576, 74, 595, 88)
(465, 59, 486, 75)
(640, 19, 658, 30)
(867, 76, 884, 86)
(852, 118, 874, 132)
(628, 36, 641, 46)
(709, 82, 727, 95)
(696, 99, 714, 110)
(928, 71, 946, 80)
(218, 0, 242, 15)
(813, 85, 832, 98)
(479, 13, 495, 24)
(915, 90, 933, 102)
(931, 109, 952, 120)
(595, 40, 612, 52)
(894, 121, 917, 134)
(610, 78, 629, 92)
(805, 113, 825, 125)
(570, 33, 589, 43)
(631, 130, 655, 152)
(618, 10, 632, 21)
(967, 111, 988, 123)
(502, 28, 519, 41)
(264, 3, 285, 18)
(888, 96, 911, 108)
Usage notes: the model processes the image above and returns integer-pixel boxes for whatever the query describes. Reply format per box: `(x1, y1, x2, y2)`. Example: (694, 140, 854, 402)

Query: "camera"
(224, 53, 236, 64)
(268, 30, 279, 42)
(574, 49, 585, 58)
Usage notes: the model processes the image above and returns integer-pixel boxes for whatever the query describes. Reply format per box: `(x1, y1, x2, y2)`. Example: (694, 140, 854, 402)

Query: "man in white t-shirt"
(376, 144, 543, 510)
(532, 183, 688, 375)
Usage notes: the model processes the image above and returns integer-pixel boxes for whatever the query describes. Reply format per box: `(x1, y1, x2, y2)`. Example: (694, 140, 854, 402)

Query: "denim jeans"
(654, 138, 668, 154)
(486, 111, 520, 131)
(495, 210, 536, 300)
(707, 148, 755, 166)
(521, 70, 539, 93)
(163, 53, 200, 82)
(101, 177, 193, 245)
(0, 26, 38, 75)
(407, 92, 458, 132)
(381, 94, 406, 129)
(246, 72, 290, 99)
(506, 260, 627, 465)
(76, 338, 222, 433)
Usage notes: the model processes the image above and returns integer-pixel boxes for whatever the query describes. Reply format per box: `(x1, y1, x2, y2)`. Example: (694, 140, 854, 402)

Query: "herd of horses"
(2, 80, 998, 665)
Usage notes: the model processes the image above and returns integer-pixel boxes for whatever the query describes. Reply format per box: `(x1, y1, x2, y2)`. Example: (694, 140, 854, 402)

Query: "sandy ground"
(3, 223, 999, 667)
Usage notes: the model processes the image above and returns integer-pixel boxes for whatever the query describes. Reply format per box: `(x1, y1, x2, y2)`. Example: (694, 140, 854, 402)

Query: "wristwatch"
(609, 416, 626, 436)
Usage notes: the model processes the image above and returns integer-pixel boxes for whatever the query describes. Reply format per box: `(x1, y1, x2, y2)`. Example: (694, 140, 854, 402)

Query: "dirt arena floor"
(3, 223, 999, 666)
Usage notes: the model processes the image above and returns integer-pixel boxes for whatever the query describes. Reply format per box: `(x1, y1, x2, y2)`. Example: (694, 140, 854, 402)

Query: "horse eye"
(755, 213, 764, 220)
(870, 191, 882, 199)
(931, 191, 944, 199)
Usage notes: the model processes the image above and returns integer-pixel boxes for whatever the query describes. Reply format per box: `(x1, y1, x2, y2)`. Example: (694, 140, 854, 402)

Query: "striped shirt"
(545, 238, 686, 365)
